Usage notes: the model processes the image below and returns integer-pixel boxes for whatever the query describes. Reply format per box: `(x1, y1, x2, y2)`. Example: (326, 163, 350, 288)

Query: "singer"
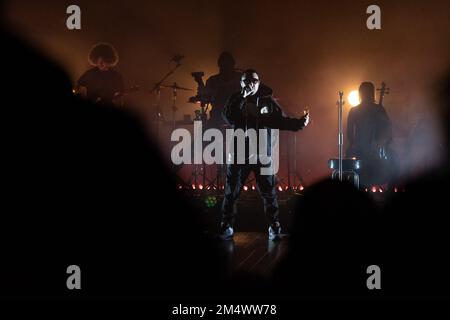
(218, 69, 310, 241)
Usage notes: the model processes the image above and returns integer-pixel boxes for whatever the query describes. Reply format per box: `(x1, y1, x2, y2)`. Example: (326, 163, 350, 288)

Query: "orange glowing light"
(348, 90, 360, 107)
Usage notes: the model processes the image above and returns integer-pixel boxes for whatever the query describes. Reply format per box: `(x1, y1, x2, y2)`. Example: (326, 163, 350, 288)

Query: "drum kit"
(145, 54, 197, 138)
(144, 55, 221, 191)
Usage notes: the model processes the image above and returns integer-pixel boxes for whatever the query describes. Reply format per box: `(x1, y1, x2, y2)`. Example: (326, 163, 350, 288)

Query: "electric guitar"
(74, 85, 140, 107)
(111, 85, 140, 107)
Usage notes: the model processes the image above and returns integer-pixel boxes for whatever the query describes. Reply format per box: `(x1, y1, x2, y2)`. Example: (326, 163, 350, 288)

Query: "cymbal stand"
(150, 59, 182, 140)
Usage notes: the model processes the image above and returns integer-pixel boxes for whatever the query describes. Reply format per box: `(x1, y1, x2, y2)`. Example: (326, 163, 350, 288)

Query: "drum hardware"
(328, 158, 361, 188)
(327, 91, 361, 188)
(337, 91, 344, 181)
(149, 54, 185, 139)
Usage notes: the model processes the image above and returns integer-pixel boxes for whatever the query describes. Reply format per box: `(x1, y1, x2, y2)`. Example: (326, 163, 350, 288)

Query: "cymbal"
(160, 82, 193, 91)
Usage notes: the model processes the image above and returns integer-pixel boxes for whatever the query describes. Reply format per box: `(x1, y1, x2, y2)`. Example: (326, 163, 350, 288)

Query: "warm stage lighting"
(348, 90, 360, 107)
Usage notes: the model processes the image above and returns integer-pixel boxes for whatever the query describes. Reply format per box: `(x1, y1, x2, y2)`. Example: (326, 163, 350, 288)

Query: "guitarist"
(74, 43, 125, 107)
(346, 81, 394, 187)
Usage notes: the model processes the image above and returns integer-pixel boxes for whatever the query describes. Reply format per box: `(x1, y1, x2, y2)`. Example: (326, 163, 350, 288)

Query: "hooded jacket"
(222, 85, 306, 131)
(222, 85, 307, 163)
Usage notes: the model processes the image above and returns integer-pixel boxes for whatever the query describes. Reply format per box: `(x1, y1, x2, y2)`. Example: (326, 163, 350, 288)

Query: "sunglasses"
(243, 78, 260, 84)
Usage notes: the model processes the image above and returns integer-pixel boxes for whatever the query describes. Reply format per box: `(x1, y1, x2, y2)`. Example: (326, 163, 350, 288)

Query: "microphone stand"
(150, 57, 183, 139)
(337, 91, 344, 181)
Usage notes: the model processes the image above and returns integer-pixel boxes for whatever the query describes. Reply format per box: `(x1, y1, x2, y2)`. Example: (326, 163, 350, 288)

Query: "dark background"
(3, 0, 450, 184)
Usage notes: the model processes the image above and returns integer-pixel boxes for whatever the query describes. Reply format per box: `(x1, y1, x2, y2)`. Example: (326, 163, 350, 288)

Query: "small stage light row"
(177, 184, 306, 192)
(364, 186, 405, 193)
(178, 184, 404, 193)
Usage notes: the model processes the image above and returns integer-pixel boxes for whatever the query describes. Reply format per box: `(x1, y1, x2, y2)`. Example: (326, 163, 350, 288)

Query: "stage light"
(371, 186, 377, 193)
(278, 186, 283, 192)
(348, 90, 360, 107)
(243, 186, 248, 191)
(251, 185, 256, 190)
(192, 184, 196, 190)
(199, 184, 203, 190)
(299, 186, 304, 191)
(204, 196, 217, 208)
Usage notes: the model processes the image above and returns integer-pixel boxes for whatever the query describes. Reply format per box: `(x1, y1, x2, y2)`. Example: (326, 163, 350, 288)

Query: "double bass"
(371, 82, 398, 185)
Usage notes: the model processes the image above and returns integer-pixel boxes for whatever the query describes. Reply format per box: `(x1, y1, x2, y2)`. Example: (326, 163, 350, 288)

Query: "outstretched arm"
(260, 98, 309, 131)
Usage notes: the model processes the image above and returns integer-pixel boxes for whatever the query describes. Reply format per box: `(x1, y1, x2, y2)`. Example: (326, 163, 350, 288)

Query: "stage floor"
(218, 232, 290, 277)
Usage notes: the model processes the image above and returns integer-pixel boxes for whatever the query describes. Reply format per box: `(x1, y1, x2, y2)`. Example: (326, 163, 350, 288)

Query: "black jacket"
(222, 85, 307, 131)
(222, 86, 307, 162)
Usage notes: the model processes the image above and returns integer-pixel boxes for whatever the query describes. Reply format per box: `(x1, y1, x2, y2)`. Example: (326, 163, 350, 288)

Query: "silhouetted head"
(88, 43, 119, 71)
(217, 51, 235, 73)
(241, 69, 260, 96)
(359, 81, 375, 103)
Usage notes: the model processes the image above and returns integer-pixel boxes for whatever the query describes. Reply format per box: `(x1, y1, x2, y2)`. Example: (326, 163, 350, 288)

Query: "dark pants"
(221, 163, 279, 225)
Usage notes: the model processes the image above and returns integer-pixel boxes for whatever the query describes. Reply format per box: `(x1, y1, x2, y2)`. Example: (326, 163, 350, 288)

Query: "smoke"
(5, 0, 450, 184)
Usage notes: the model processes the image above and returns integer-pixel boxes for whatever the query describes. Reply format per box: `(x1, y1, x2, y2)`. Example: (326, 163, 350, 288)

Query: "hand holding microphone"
(241, 83, 253, 98)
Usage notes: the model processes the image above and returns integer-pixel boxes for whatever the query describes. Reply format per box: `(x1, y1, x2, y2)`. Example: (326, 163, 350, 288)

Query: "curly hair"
(88, 43, 119, 66)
